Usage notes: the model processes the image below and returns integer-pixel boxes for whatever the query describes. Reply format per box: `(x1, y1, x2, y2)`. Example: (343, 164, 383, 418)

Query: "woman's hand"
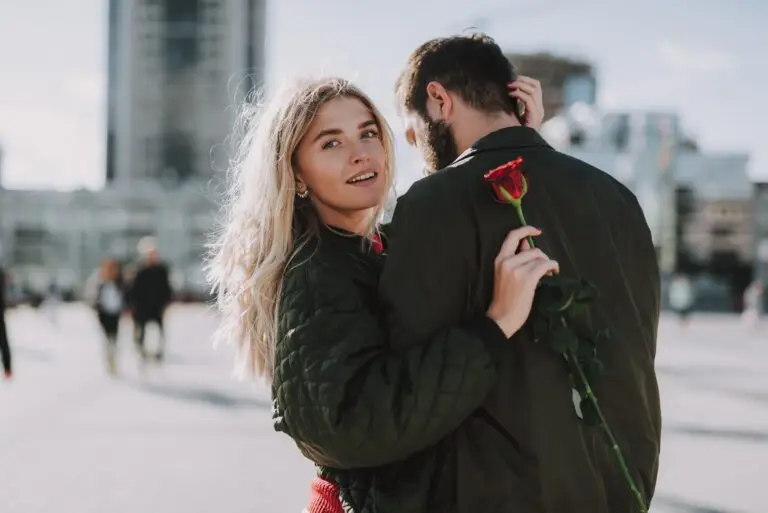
(487, 226, 559, 338)
(508, 76, 545, 130)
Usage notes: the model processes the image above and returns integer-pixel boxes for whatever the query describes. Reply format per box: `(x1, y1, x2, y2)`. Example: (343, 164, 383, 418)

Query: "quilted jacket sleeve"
(272, 262, 506, 470)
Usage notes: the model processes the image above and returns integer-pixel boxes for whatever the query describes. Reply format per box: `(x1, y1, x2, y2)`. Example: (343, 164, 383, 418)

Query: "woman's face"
(102, 260, 118, 280)
(294, 96, 388, 227)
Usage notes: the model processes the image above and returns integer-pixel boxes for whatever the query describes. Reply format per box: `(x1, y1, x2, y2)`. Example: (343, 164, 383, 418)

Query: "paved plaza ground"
(1, 304, 766, 512)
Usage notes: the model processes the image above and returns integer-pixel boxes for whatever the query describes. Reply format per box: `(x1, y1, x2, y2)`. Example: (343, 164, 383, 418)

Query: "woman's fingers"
(495, 226, 541, 265)
(527, 258, 560, 282)
(500, 248, 549, 272)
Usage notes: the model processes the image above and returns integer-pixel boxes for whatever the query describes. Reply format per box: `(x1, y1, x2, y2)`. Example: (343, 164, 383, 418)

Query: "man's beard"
(422, 118, 459, 174)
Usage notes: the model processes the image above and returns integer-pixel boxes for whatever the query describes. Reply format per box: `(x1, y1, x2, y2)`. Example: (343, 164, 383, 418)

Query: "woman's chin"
(345, 189, 388, 211)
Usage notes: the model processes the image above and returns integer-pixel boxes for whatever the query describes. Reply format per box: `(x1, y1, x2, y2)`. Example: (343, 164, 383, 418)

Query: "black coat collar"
(452, 126, 551, 166)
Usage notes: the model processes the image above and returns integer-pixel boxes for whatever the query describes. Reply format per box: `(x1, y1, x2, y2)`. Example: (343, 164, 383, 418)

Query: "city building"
(0, 185, 215, 296)
(106, 0, 266, 186)
(0, 0, 267, 298)
(542, 107, 753, 310)
(676, 153, 753, 267)
(505, 52, 597, 122)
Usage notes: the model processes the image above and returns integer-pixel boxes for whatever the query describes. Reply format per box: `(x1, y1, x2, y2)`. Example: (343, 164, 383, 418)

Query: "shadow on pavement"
(658, 365, 768, 405)
(653, 494, 745, 513)
(657, 364, 759, 379)
(161, 353, 223, 367)
(667, 424, 768, 443)
(128, 380, 271, 410)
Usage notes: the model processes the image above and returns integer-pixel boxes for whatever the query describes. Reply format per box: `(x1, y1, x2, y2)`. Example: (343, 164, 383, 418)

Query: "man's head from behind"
(396, 33, 518, 173)
(137, 236, 160, 266)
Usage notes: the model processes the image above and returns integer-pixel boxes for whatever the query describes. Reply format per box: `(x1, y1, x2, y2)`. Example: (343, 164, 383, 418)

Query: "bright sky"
(0, 0, 766, 191)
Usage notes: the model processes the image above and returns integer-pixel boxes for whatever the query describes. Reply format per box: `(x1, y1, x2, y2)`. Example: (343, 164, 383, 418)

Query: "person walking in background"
(742, 279, 763, 329)
(41, 281, 61, 326)
(127, 237, 173, 364)
(669, 273, 694, 326)
(85, 258, 126, 376)
(0, 266, 13, 381)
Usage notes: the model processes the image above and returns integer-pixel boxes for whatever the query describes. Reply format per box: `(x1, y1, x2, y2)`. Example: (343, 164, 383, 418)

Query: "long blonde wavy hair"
(207, 77, 396, 381)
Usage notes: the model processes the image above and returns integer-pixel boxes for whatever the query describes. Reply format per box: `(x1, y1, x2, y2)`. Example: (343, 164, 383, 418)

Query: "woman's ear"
(295, 176, 309, 198)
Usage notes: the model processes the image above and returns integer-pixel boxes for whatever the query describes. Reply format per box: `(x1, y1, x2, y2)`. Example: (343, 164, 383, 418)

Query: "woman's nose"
(350, 141, 371, 163)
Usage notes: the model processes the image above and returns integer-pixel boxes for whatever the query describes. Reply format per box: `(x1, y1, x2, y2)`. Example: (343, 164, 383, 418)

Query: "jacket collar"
(452, 126, 551, 167)
(320, 224, 386, 256)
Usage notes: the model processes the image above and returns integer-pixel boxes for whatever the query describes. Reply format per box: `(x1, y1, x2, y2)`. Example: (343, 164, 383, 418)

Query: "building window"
(12, 227, 50, 266)
(161, 131, 196, 182)
(711, 226, 733, 238)
(163, 0, 200, 73)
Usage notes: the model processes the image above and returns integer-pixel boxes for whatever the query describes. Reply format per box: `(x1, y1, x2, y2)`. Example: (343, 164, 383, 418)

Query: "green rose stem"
(500, 187, 536, 249)
(567, 346, 647, 512)
(504, 179, 647, 512)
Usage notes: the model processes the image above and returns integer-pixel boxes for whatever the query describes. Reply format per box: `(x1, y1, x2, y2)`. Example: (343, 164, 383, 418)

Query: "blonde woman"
(207, 77, 553, 513)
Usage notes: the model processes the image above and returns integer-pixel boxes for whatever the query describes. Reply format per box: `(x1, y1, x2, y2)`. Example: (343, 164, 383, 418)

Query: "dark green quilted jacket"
(272, 225, 508, 512)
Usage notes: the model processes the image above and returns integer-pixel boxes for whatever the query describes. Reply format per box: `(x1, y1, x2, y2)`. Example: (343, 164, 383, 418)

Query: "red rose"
(484, 157, 527, 205)
(484, 156, 534, 248)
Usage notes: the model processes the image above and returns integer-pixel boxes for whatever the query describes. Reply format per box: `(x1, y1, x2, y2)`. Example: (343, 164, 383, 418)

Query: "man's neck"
(453, 112, 521, 156)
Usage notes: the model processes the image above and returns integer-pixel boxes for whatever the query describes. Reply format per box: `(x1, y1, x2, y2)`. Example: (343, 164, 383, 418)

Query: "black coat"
(378, 127, 661, 512)
(272, 225, 508, 512)
(127, 263, 172, 317)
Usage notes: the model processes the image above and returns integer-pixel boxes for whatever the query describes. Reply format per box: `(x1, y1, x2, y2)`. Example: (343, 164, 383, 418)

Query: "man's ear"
(425, 81, 453, 120)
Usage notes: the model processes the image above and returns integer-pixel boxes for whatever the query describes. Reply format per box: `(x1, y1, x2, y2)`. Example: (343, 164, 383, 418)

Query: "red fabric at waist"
(306, 476, 344, 513)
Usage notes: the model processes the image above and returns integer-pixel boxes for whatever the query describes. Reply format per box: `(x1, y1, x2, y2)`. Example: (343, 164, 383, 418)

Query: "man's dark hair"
(395, 33, 517, 118)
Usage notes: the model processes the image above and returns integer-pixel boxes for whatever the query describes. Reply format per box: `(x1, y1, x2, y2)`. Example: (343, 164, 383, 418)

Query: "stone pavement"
(1, 304, 766, 512)
(652, 315, 768, 513)
(0, 304, 314, 513)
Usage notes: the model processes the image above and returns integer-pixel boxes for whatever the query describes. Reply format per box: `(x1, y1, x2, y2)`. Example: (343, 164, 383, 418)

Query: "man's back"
(380, 127, 660, 512)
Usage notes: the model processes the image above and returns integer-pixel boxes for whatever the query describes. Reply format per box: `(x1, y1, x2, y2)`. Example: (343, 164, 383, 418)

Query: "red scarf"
(306, 476, 344, 513)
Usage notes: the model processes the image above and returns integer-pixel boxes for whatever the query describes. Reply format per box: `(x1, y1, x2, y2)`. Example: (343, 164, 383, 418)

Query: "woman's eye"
(362, 129, 379, 139)
(322, 140, 340, 150)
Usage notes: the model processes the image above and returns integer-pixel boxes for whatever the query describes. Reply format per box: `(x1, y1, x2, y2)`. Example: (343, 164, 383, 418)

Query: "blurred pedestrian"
(669, 273, 694, 326)
(85, 258, 126, 376)
(127, 237, 173, 365)
(742, 279, 763, 328)
(0, 267, 12, 381)
(41, 281, 61, 325)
